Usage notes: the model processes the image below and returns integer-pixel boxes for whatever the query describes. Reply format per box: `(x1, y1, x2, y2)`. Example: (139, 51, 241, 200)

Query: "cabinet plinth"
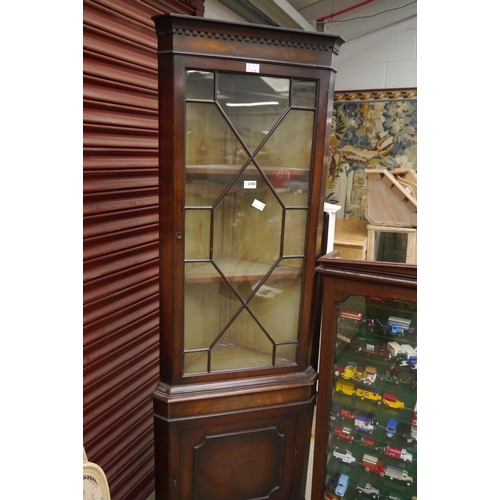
(153, 14, 343, 499)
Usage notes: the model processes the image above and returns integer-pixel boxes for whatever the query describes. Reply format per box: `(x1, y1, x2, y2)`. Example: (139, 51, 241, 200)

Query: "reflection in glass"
(218, 74, 290, 153)
(185, 209, 211, 259)
(213, 163, 282, 274)
(284, 210, 307, 256)
(183, 70, 317, 374)
(256, 109, 314, 170)
(291, 80, 317, 108)
(186, 70, 214, 100)
(211, 308, 273, 371)
(186, 102, 248, 169)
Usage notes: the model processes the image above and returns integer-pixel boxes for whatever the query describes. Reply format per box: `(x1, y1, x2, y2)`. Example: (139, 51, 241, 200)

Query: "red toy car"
(360, 436, 376, 447)
(333, 426, 354, 441)
(362, 454, 385, 476)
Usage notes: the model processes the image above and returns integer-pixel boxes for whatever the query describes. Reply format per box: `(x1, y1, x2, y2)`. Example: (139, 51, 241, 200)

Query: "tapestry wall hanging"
(326, 89, 417, 220)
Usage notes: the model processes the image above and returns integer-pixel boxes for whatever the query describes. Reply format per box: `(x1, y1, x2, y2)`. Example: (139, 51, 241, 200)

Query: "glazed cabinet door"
(164, 55, 332, 384)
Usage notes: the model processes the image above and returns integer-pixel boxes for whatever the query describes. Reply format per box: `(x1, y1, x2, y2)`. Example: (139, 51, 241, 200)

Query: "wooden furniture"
(312, 255, 417, 500)
(365, 168, 417, 227)
(333, 219, 368, 260)
(152, 14, 343, 500)
(367, 224, 417, 264)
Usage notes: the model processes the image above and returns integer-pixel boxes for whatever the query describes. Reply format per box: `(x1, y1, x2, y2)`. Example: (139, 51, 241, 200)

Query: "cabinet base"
(153, 368, 317, 500)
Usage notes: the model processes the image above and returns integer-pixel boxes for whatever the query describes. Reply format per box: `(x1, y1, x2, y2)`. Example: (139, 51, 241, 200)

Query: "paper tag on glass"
(252, 199, 265, 211)
(244, 180, 257, 189)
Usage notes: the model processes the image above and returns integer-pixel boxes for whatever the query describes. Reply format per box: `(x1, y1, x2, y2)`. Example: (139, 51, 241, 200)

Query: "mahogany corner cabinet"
(312, 255, 417, 500)
(151, 14, 343, 500)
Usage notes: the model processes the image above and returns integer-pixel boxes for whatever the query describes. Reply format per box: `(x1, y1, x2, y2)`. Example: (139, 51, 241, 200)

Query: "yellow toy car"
(342, 361, 357, 380)
(382, 392, 405, 410)
(356, 388, 382, 402)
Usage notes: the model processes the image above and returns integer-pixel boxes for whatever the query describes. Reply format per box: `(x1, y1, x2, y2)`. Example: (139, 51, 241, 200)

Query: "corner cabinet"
(312, 255, 417, 500)
(151, 14, 344, 500)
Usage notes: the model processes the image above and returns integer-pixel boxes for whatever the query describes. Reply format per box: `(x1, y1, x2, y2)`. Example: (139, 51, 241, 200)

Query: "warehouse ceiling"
(218, 0, 417, 36)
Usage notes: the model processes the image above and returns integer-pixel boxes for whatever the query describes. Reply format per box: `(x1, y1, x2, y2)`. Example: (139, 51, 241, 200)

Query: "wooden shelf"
(185, 342, 294, 374)
(185, 258, 301, 284)
(186, 164, 310, 177)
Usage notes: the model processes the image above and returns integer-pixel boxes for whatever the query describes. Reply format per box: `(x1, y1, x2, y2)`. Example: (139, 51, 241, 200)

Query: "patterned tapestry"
(325, 89, 417, 220)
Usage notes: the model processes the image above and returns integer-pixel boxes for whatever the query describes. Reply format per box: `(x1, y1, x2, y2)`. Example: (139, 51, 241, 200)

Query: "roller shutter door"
(83, 1, 204, 499)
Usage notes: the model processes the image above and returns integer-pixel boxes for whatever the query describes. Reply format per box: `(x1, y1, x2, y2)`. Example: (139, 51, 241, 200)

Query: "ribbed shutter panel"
(83, 2, 204, 499)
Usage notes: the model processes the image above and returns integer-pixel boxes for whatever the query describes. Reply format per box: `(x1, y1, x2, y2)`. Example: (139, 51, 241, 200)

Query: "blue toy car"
(336, 473, 349, 497)
(386, 418, 398, 438)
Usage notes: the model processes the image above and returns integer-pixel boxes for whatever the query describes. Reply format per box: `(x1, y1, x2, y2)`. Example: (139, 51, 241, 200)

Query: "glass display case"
(152, 14, 344, 500)
(312, 255, 417, 500)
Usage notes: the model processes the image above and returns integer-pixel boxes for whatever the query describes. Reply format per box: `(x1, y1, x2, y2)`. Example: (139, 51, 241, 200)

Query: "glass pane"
(185, 209, 211, 259)
(186, 70, 214, 100)
(249, 258, 304, 343)
(291, 80, 317, 108)
(275, 343, 297, 365)
(211, 308, 273, 371)
(184, 351, 208, 375)
(373, 232, 408, 263)
(182, 70, 317, 375)
(256, 110, 314, 172)
(283, 209, 307, 256)
(212, 163, 282, 283)
(326, 295, 417, 498)
(218, 73, 290, 153)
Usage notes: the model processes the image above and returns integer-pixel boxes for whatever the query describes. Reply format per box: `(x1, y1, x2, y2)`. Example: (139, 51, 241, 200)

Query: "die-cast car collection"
(325, 307, 417, 499)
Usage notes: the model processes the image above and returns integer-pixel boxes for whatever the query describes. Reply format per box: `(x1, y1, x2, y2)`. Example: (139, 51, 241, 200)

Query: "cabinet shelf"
(185, 258, 301, 284)
(187, 164, 310, 177)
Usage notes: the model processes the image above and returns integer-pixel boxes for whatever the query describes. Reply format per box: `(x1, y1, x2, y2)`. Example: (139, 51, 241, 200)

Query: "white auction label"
(246, 63, 260, 73)
(252, 199, 265, 211)
(244, 180, 257, 189)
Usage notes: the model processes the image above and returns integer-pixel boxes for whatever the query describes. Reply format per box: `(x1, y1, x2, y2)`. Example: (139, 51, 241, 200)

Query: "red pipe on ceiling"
(316, 0, 375, 22)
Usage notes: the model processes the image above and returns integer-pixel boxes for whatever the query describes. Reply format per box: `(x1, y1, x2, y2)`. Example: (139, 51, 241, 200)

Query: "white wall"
(203, 0, 417, 91)
(333, 23, 417, 91)
(204, 0, 247, 23)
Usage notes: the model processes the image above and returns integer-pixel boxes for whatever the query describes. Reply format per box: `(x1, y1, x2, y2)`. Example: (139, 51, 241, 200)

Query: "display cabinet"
(151, 14, 343, 500)
(312, 255, 417, 500)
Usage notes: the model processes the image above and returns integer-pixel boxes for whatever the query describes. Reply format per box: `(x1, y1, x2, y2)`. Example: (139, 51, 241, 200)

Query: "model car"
(360, 436, 376, 447)
(335, 474, 349, 497)
(362, 366, 377, 385)
(386, 493, 403, 500)
(356, 388, 382, 402)
(396, 422, 417, 443)
(333, 426, 354, 441)
(332, 447, 356, 464)
(327, 472, 340, 493)
(342, 361, 357, 380)
(355, 481, 380, 499)
(323, 492, 340, 500)
(382, 392, 405, 410)
(361, 454, 385, 475)
(334, 364, 345, 377)
(330, 403, 342, 421)
(387, 365, 417, 388)
(386, 418, 398, 438)
(384, 445, 413, 463)
(352, 365, 365, 382)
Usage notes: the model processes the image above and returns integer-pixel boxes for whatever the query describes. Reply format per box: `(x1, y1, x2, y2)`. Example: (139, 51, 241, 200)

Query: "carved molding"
(168, 27, 339, 53)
